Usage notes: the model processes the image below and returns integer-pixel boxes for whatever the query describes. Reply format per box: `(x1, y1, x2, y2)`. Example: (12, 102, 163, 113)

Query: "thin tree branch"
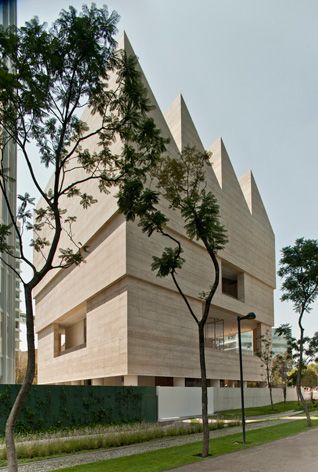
(159, 228, 199, 324)
(0, 256, 24, 283)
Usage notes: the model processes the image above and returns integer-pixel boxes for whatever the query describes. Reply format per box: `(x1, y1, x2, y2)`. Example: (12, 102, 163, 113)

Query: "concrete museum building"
(34, 35, 275, 387)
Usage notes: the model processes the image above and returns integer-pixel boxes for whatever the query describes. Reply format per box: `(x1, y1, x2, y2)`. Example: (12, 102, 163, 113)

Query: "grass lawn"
(215, 400, 318, 418)
(54, 419, 318, 472)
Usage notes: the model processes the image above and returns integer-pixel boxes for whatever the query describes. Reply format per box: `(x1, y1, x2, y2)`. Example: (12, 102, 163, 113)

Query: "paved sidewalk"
(0, 413, 309, 472)
(172, 426, 318, 472)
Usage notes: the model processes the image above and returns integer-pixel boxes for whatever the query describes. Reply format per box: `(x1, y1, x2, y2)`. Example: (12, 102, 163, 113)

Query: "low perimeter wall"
(0, 385, 301, 430)
(0, 385, 157, 433)
(157, 387, 299, 420)
(213, 386, 298, 413)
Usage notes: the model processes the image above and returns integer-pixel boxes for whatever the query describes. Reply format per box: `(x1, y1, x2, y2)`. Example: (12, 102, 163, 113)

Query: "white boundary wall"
(213, 387, 298, 412)
(157, 387, 298, 420)
(157, 387, 214, 420)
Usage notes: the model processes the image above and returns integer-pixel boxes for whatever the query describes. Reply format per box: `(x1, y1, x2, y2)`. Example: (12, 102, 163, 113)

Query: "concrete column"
(92, 378, 104, 386)
(124, 375, 138, 386)
(210, 379, 220, 387)
(103, 376, 122, 386)
(173, 377, 185, 386)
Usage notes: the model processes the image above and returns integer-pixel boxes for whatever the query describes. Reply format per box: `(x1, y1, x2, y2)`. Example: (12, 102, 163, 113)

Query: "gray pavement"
(172, 426, 318, 471)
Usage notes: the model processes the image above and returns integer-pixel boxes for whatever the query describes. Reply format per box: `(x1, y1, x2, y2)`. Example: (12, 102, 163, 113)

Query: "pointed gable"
(239, 170, 273, 232)
(209, 138, 249, 210)
(164, 94, 204, 152)
(117, 33, 179, 155)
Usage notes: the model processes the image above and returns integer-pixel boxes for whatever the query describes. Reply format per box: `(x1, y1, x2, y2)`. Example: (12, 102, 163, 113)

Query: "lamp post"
(237, 312, 256, 444)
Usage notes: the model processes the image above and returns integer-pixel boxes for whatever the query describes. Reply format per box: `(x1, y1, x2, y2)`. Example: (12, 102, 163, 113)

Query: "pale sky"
(17, 0, 318, 340)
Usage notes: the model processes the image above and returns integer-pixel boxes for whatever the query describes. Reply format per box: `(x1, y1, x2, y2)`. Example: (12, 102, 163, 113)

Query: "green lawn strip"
(215, 400, 318, 418)
(54, 419, 317, 472)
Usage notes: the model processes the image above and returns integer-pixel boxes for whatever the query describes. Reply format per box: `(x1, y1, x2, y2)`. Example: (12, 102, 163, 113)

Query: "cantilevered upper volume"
(164, 94, 204, 152)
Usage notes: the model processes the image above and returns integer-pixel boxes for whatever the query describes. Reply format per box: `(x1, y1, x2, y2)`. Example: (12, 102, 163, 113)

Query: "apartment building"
(0, 0, 19, 384)
(34, 34, 276, 387)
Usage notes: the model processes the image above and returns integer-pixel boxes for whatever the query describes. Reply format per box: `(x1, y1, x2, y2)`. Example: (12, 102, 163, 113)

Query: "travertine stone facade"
(34, 34, 275, 387)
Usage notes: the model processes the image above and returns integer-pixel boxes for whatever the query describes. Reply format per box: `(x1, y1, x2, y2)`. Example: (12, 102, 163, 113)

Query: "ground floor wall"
(157, 387, 299, 420)
(37, 280, 128, 384)
(127, 278, 264, 382)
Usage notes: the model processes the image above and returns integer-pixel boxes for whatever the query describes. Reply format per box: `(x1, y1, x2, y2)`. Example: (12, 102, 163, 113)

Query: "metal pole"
(237, 316, 246, 444)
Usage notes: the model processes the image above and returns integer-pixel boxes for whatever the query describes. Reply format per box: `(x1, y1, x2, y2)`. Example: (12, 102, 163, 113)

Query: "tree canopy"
(278, 238, 318, 315)
(0, 5, 165, 471)
(0, 4, 165, 274)
(278, 238, 318, 427)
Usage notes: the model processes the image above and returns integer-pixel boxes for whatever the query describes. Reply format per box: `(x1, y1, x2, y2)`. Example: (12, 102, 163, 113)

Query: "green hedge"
(0, 385, 157, 434)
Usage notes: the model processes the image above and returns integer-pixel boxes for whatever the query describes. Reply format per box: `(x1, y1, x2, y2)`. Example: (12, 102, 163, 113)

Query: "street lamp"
(237, 312, 256, 444)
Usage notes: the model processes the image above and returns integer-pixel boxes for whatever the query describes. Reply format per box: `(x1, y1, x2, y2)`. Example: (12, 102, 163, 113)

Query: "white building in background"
(272, 330, 288, 356)
(0, 0, 20, 384)
(224, 328, 288, 357)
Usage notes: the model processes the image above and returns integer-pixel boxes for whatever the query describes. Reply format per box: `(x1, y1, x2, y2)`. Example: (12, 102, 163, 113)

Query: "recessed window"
(54, 316, 87, 357)
(222, 262, 244, 301)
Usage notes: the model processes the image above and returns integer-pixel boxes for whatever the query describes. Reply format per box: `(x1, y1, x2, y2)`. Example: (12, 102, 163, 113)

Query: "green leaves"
(275, 323, 318, 365)
(58, 246, 86, 267)
(181, 191, 227, 250)
(118, 181, 168, 236)
(158, 146, 227, 252)
(278, 238, 318, 314)
(30, 236, 50, 252)
(0, 224, 13, 253)
(0, 3, 167, 281)
(152, 247, 185, 277)
(79, 193, 97, 210)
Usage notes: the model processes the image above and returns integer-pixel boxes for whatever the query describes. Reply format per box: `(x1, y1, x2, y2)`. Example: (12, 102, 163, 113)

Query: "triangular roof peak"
(239, 170, 273, 232)
(117, 31, 135, 55)
(116, 32, 179, 156)
(164, 94, 204, 152)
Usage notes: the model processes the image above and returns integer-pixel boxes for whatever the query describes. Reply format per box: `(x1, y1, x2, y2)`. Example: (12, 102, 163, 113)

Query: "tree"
(276, 323, 318, 395)
(0, 5, 165, 471)
(118, 146, 227, 457)
(272, 352, 292, 402)
(301, 363, 318, 388)
(278, 238, 318, 427)
(257, 331, 274, 409)
(15, 351, 37, 385)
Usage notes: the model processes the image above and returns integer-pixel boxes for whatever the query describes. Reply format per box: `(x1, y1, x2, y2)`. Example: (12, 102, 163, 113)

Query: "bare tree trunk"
(198, 324, 209, 457)
(5, 285, 36, 472)
(269, 382, 274, 409)
(297, 314, 312, 427)
(266, 365, 274, 409)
